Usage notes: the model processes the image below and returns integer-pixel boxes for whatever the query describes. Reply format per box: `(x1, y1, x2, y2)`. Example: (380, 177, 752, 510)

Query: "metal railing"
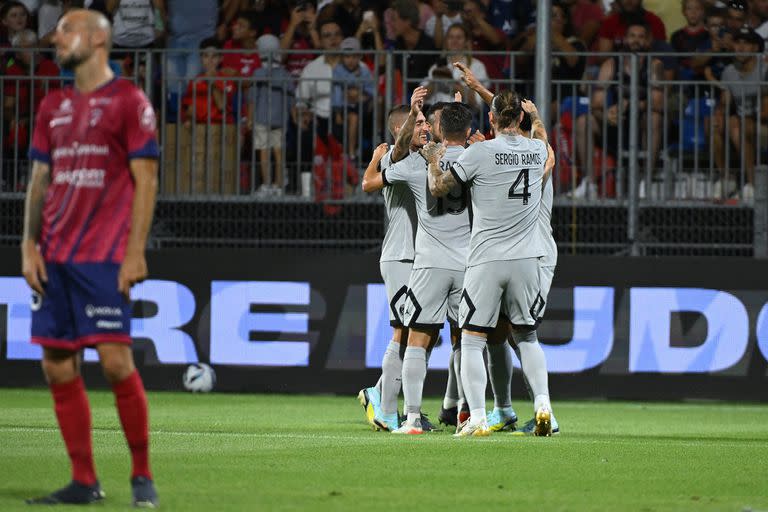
(0, 48, 764, 256)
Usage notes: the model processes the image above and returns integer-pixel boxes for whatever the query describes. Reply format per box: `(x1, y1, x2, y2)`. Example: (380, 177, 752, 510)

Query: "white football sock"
(512, 328, 551, 414)
(443, 350, 459, 409)
(460, 333, 487, 425)
(402, 346, 427, 418)
(380, 340, 403, 415)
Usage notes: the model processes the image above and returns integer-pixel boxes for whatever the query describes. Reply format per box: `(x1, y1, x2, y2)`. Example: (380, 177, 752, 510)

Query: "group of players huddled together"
(357, 63, 558, 437)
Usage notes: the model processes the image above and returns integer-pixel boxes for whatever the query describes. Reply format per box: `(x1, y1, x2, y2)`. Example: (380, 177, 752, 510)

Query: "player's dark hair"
(491, 90, 523, 130)
(426, 102, 450, 125)
(387, 105, 410, 137)
(440, 103, 473, 140)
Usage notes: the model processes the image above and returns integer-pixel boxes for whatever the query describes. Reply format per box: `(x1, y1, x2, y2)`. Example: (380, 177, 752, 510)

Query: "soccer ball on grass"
(183, 363, 216, 392)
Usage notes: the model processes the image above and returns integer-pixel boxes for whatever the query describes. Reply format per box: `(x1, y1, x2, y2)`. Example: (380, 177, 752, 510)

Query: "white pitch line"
(1, 426, 767, 448)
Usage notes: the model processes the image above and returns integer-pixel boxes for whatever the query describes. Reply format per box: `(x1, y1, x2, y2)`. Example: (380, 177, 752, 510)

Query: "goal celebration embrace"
(359, 63, 557, 438)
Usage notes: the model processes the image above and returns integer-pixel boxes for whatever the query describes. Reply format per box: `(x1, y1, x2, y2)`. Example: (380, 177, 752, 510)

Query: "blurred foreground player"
(22, 9, 159, 507)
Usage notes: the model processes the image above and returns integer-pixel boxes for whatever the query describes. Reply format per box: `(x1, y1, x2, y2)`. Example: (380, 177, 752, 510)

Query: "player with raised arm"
(357, 87, 428, 432)
(421, 98, 470, 430)
(423, 91, 555, 437)
(455, 61, 560, 435)
(394, 102, 473, 435)
(22, 9, 160, 506)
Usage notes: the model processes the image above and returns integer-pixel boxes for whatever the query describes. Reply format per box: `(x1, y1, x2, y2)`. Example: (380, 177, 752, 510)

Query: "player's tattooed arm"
(454, 62, 494, 106)
(119, 159, 158, 299)
(361, 142, 390, 193)
(391, 86, 427, 163)
(522, 100, 548, 143)
(421, 142, 455, 197)
(21, 161, 51, 295)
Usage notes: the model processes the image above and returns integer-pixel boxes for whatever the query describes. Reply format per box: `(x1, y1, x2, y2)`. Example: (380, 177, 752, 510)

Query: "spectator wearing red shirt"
(562, 0, 605, 48)
(281, 3, 320, 79)
(165, 37, 238, 194)
(3, 29, 60, 153)
(4, 29, 60, 115)
(0, 1, 30, 48)
(597, 0, 667, 53)
(222, 12, 261, 78)
(183, 38, 235, 124)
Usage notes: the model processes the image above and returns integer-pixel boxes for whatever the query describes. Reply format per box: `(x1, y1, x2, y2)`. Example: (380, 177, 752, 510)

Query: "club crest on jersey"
(89, 108, 103, 127)
(140, 104, 156, 132)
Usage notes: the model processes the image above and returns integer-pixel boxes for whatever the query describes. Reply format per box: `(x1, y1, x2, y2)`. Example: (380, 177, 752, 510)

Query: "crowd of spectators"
(1, 0, 767, 202)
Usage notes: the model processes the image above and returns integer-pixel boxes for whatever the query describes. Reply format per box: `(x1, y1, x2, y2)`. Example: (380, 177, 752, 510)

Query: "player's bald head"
(387, 105, 410, 138)
(54, 8, 113, 70)
(64, 9, 112, 49)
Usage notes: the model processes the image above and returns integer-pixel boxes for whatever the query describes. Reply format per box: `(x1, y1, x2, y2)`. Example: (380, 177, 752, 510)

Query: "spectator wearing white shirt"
(424, 0, 463, 48)
(422, 23, 489, 110)
(293, 19, 350, 204)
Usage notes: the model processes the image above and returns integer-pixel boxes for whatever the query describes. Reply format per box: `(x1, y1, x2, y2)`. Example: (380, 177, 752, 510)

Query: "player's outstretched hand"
(454, 62, 479, 91)
(373, 142, 389, 160)
(410, 86, 428, 114)
(468, 130, 486, 145)
(21, 241, 47, 295)
(521, 99, 539, 116)
(118, 252, 148, 300)
(420, 141, 445, 163)
(454, 90, 462, 103)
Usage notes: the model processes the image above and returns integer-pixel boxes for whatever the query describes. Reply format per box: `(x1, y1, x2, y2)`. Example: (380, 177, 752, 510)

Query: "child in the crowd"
(250, 34, 294, 196)
(331, 37, 374, 164)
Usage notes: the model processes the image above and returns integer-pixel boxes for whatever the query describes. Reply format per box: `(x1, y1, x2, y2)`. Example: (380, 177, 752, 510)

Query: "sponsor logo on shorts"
(85, 304, 123, 318)
(30, 292, 42, 312)
(96, 320, 123, 329)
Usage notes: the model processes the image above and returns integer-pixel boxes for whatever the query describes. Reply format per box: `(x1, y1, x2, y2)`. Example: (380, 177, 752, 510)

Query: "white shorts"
(459, 258, 544, 333)
(380, 260, 413, 327)
(402, 267, 464, 330)
(253, 124, 282, 150)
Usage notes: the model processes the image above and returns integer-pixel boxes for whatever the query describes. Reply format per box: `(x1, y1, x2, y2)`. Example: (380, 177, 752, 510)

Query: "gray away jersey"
(379, 149, 417, 263)
(452, 133, 548, 266)
(382, 146, 470, 271)
(539, 177, 557, 268)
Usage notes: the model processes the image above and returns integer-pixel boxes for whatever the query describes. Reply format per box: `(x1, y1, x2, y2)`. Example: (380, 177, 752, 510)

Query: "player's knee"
(101, 358, 133, 383)
(99, 348, 135, 384)
(41, 350, 78, 385)
(510, 326, 538, 345)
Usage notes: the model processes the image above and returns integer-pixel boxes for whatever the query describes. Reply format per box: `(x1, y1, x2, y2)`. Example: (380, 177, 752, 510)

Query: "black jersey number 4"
(508, 169, 531, 205)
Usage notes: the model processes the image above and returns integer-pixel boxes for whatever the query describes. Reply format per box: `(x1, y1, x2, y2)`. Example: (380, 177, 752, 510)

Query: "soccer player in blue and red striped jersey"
(21, 9, 159, 508)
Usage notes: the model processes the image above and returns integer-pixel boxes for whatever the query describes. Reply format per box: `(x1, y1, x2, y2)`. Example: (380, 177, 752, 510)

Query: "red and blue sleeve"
(124, 88, 160, 160)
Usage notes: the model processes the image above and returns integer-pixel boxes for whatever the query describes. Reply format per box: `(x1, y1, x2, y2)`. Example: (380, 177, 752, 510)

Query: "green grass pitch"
(1, 388, 767, 511)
